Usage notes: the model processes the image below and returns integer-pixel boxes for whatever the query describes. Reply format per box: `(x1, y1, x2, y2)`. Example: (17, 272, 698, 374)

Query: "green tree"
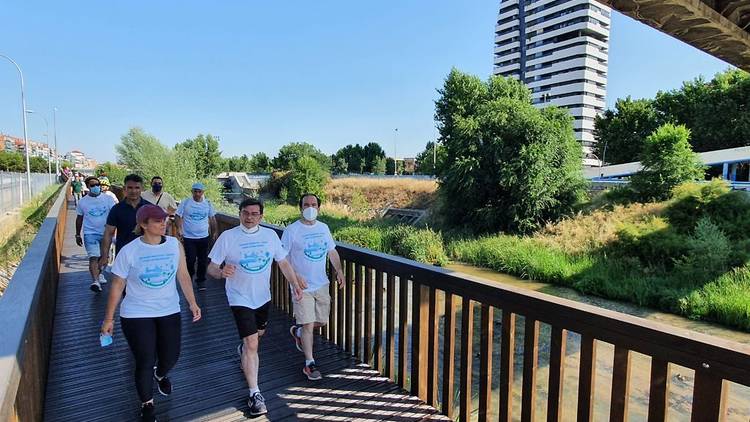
(248, 152, 273, 173)
(96, 162, 129, 185)
(385, 157, 404, 175)
(334, 144, 365, 173)
(435, 69, 586, 234)
(332, 156, 348, 175)
(115, 127, 221, 201)
(29, 156, 49, 173)
(630, 124, 705, 202)
(287, 156, 330, 204)
(362, 142, 386, 173)
(223, 155, 251, 172)
(593, 97, 661, 165)
(273, 142, 330, 171)
(0, 151, 24, 171)
(415, 141, 446, 175)
(373, 156, 386, 175)
(176, 134, 223, 178)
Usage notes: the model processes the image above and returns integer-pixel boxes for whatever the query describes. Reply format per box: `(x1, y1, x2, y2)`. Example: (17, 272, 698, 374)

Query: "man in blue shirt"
(176, 182, 217, 291)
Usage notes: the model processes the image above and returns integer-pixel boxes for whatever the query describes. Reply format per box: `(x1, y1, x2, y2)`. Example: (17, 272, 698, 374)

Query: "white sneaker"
(98, 274, 108, 284)
(90, 281, 102, 293)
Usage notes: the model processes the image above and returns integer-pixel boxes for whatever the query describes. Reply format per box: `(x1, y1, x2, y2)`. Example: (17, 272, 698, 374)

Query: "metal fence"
(0, 172, 59, 215)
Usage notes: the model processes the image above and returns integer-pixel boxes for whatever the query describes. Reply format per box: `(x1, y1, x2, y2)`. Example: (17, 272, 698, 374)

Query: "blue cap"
(191, 182, 206, 191)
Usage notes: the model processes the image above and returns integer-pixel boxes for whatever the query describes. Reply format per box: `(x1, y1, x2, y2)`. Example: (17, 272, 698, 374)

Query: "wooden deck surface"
(43, 202, 447, 421)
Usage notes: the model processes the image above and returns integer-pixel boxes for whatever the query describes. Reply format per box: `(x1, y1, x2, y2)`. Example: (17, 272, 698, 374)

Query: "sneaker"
(237, 342, 243, 357)
(90, 281, 102, 293)
(248, 392, 267, 416)
(289, 325, 303, 352)
(303, 362, 322, 380)
(140, 401, 156, 422)
(196, 281, 206, 291)
(98, 273, 108, 284)
(153, 368, 172, 396)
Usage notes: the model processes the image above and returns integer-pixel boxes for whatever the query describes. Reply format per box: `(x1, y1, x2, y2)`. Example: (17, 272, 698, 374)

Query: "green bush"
(335, 226, 384, 251)
(287, 156, 329, 205)
(679, 267, 750, 329)
(673, 217, 732, 282)
(383, 226, 448, 266)
(613, 217, 688, 269)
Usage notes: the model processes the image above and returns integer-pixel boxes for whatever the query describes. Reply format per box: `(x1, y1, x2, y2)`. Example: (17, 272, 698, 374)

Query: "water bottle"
(100, 333, 113, 347)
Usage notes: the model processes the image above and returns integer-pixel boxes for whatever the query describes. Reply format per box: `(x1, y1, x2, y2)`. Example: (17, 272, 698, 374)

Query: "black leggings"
(120, 312, 182, 402)
(183, 236, 209, 283)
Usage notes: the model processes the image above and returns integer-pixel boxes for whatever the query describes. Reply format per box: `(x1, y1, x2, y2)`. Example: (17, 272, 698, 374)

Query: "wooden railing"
(215, 213, 750, 421)
(0, 184, 67, 422)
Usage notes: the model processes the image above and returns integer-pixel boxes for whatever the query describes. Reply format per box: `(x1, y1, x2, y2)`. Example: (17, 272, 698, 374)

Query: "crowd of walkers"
(74, 173, 343, 421)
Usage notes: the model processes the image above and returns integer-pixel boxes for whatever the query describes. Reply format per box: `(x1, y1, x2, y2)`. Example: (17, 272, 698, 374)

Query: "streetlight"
(393, 128, 398, 176)
(53, 107, 59, 177)
(0, 54, 32, 201)
(26, 109, 53, 181)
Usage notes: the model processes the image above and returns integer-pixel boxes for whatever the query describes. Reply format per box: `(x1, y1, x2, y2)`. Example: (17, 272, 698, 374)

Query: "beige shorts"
(293, 284, 331, 325)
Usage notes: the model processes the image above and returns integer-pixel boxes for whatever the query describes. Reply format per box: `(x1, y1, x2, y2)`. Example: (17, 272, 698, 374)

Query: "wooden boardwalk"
(43, 203, 447, 421)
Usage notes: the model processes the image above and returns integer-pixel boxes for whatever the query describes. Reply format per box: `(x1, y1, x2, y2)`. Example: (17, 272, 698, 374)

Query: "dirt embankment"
(325, 177, 437, 211)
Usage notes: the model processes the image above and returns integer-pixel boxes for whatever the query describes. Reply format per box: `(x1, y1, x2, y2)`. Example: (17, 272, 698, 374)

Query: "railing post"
(459, 297, 474, 422)
(410, 282, 429, 400)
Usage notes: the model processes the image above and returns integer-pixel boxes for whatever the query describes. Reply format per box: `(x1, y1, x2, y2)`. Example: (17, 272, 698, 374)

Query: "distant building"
(0, 132, 58, 160)
(493, 0, 611, 165)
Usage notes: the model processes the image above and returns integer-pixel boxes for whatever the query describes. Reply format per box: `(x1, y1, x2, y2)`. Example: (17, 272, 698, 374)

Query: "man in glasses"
(207, 197, 306, 417)
(176, 182, 217, 291)
(75, 176, 117, 292)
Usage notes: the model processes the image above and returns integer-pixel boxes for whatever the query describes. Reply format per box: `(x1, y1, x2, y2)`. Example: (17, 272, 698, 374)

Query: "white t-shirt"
(104, 190, 119, 204)
(208, 226, 288, 309)
(112, 236, 181, 318)
(281, 220, 336, 292)
(76, 194, 117, 235)
(176, 197, 216, 239)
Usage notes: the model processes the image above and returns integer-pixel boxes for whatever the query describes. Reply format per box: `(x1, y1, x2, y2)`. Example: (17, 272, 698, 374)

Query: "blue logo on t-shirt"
(239, 250, 271, 273)
(303, 239, 327, 261)
(88, 206, 109, 217)
(137, 253, 177, 288)
(188, 210, 208, 221)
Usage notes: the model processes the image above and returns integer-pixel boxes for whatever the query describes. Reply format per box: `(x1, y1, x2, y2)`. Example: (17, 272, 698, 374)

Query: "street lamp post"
(0, 54, 32, 201)
(393, 128, 398, 176)
(53, 107, 59, 178)
(26, 109, 52, 182)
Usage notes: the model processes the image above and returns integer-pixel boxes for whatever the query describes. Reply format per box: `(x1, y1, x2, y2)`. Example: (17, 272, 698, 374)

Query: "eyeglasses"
(241, 211, 262, 217)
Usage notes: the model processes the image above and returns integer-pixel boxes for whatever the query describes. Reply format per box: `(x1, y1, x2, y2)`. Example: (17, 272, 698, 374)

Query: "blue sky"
(0, 1, 731, 163)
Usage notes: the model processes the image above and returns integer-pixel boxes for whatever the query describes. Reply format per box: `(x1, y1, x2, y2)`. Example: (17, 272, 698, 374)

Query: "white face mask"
(302, 207, 318, 221)
(240, 224, 260, 234)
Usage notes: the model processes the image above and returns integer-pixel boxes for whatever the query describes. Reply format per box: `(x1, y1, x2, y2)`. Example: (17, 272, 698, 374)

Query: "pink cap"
(136, 204, 168, 226)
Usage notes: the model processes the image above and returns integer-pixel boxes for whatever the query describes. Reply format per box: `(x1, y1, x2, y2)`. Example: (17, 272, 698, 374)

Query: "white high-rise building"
(493, 0, 610, 165)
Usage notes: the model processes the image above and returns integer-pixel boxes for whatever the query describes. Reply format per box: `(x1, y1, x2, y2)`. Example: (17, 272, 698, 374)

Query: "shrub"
(335, 226, 384, 251)
(673, 217, 732, 282)
(630, 124, 705, 202)
(383, 226, 448, 266)
(287, 156, 329, 205)
(613, 216, 688, 268)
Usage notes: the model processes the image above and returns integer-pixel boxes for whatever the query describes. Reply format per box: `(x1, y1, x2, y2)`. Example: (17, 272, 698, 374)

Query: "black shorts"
(231, 302, 270, 339)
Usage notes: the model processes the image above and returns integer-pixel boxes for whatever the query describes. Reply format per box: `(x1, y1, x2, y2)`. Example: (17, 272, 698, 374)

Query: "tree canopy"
(435, 69, 586, 234)
(175, 134, 223, 178)
(272, 142, 330, 171)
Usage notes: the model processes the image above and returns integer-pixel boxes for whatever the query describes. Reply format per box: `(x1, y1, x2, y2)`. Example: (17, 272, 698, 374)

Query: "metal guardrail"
(0, 183, 67, 421)
(0, 172, 59, 215)
(215, 212, 750, 421)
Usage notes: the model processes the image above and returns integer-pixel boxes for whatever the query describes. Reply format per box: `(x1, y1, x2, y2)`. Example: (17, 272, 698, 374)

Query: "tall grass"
(326, 177, 437, 211)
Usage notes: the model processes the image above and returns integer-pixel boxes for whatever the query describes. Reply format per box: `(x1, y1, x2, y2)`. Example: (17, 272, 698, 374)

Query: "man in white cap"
(175, 182, 217, 291)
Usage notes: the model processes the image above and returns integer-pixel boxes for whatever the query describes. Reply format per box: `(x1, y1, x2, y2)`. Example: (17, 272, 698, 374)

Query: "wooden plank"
(577, 334, 597, 422)
(609, 345, 631, 422)
(328, 267, 336, 342)
(336, 259, 346, 347)
(385, 273, 396, 381)
(427, 287, 439, 406)
(499, 310, 516, 422)
(442, 292, 456, 419)
(410, 282, 429, 400)
(459, 297, 474, 422)
(354, 264, 363, 360)
(647, 358, 669, 422)
(397, 276, 409, 388)
(345, 260, 355, 354)
(364, 266, 373, 365)
(690, 367, 727, 422)
(478, 304, 494, 422)
(521, 318, 539, 422)
(374, 270, 384, 372)
(547, 326, 567, 422)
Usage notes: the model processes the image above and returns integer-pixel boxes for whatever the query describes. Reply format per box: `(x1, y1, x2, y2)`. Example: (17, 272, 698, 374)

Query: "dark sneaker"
(153, 368, 172, 396)
(90, 281, 102, 293)
(196, 281, 206, 291)
(140, 401, 156, 422)
(248, 392, 267, 416)
(303, 363, 322, 380)
(289, 325, 303, 352)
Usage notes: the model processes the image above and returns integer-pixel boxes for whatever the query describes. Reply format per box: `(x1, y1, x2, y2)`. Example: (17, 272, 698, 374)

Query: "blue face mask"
(90, 186, 101, 195)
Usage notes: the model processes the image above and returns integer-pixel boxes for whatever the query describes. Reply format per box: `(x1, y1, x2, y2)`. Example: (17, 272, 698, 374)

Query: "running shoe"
(153, 368, 172, 396)
(98, 273, 108, 284)
(248, 392, 267, 416)
(90, 281, 102, 293)
(303, 362, 322, 380)
(289, 325, 303, 352)
(237, 342, 243, 357)
(140, 401, 156, 422)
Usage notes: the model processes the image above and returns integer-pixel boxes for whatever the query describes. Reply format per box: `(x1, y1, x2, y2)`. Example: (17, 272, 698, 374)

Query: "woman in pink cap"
(101, 204, 202, 422)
